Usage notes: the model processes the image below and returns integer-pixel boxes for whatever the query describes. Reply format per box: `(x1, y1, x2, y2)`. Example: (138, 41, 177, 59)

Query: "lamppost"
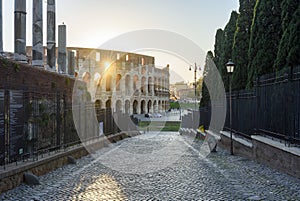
(189, 63, 201, 111)
(226, 60, 235, 155)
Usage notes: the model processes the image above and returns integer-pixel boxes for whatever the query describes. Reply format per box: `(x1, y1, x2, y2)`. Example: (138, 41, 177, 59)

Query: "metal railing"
(0, 89, 119, 169)
(200, 66, 300, 146)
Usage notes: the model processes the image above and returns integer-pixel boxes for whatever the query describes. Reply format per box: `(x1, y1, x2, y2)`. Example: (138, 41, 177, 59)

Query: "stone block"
(67, 156, 77, 164)
(23, 172, 40, 185)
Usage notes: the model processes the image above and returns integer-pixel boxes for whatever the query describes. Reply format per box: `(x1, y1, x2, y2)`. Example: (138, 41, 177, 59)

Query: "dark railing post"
(229, 75, 233, 155)
(56, 92, 61, 148)
(4, 89, 9, 167)
(63, 95, 66, 149)
(255, 77, 259, 134)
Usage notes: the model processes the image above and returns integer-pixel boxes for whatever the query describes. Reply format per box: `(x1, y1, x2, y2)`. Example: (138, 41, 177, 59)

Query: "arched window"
(106, 75, 112, 91)
(106, 99, 111, 108)
(116, 74, 121, 91)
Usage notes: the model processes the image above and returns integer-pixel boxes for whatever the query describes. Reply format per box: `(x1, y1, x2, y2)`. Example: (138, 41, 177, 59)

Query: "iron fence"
(200, 66, 300, 145)
(0, 89, 118, 169)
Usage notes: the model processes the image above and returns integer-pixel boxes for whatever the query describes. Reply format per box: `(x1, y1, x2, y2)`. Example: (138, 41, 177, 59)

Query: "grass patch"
(138, 121, 181, 132)
(178, 102, 198, 110)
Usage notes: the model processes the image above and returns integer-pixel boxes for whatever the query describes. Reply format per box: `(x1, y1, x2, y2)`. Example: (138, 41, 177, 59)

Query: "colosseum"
(26, 47, 170, 115)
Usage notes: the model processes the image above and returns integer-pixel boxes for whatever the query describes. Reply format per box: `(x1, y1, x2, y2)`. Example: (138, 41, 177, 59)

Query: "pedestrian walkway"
(1, 132, 299, 200)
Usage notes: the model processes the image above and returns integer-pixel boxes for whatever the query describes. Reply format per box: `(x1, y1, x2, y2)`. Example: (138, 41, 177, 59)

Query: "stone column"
(32, 0, 43, 67)
(137, 101, 141, 114)
(68, 50, 75, 77)
(112, 75, 116, 97)
(0, 0, 3, 53)
(137, 77, 141, 94)
(47, 0, 56, 71)
(152, 78, 155, 97)
(129, 75, 133, 97)
(14, 0, 27, 62)
(145, 76, 148, 96)
(120, 76, 125, 97)
(58, 24, 66, 74)
(129, 101, 132, 115)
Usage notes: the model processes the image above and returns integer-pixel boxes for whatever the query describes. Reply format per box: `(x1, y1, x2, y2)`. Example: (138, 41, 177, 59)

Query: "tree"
(247, 0, 282, 88)
(213, 11, 239, 91)
(274, 0, 300, 72)
(200, 51, 214, 107)
(204, 0, 299, 92)
(231, 0, 256, 90)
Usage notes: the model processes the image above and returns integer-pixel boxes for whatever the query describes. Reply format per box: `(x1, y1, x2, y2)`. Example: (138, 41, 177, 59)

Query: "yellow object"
(198, 125, 205, 133)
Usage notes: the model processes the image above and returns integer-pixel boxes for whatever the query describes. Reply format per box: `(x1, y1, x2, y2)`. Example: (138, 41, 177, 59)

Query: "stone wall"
(218, 133, 254, 159)
(252, 137, 300, 178)
(213, 131, 300, 178)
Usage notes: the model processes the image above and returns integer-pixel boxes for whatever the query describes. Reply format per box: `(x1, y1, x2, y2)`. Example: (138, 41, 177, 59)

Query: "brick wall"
(0, 58, 78, 103)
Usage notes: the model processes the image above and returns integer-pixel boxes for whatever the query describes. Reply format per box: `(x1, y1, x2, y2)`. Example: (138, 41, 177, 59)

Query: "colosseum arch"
(158, 100, 161, 112)
(125, 100, 130, 114)
(116, 74, 122, 91)
(133, 75, 138, 91)
(141, 66, 146, 75)
(106, 75, 112, 91)
(141, 100, 146, 114)
(133, 100, 138, 114)
(95, 99, 102, 110)
(116, 100, 122, 113)
(141, 77, 146, 95)
(162, 101, 166, 111)
(148, 77, 152, 95)
(106, 99, 112, 108)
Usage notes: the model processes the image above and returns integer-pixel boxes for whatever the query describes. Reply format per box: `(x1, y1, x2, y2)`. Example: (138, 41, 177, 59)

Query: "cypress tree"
(200, 51, 214, 107)
(274, 0, 300, 72)
(285, 6, 300, 68)
(213, 29, 225, 73)
(247, 0, 282, 88)
(231, 0, 256, 90)
(213, 11, 239, 91)
(280, 0, 299, 30)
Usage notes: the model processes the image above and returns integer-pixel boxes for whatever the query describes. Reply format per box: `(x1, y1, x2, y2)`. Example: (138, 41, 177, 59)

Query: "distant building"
(170, 81, 194, 100)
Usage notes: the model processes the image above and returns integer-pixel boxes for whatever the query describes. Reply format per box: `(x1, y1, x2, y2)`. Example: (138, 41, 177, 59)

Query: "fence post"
(254, 77, 259, 134)
(4, 90, 9, 165)
(63, 94, 66, 149)
(56, 92, 61, 148)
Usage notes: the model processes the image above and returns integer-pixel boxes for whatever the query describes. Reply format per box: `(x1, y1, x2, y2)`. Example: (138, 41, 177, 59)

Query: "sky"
(2, 0, 239, 83)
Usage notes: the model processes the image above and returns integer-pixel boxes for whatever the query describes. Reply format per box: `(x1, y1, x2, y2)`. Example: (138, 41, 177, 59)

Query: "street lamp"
(226, 59, 235, 155)
(189, 63, 201, 111)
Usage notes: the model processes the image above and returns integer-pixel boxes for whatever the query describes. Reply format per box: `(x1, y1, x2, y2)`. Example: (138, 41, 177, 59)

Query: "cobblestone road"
(1, 132, 300, 200)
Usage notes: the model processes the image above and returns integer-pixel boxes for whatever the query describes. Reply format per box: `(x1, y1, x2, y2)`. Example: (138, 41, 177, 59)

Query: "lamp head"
(226, 60, 235, 73)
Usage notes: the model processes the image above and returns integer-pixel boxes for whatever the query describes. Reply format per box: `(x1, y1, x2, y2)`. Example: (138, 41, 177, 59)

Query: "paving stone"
(1, 132, 300, 200)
